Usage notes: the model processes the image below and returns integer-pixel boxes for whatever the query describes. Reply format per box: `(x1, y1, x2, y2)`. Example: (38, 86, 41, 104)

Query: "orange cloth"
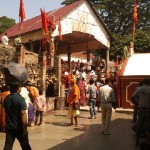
(0, 91, 10, 132)
(67, 83, 80, 105)
(29, 86, 39, 101)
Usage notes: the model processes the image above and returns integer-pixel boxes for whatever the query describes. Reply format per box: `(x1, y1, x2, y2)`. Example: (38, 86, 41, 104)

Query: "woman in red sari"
(0, 85, 10, 132)
(78, 77, 86, 106)
(67, 79, 80, 126)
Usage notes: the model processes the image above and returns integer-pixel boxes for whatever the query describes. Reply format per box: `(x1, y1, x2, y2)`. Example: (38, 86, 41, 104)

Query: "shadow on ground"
(45, 118, 138, 150)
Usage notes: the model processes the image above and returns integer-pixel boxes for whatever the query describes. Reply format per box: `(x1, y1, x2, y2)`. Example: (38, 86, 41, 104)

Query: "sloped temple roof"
(120, 53, 150, 76)
(0, 0, 112, 54)
(1, 0, 85, 37)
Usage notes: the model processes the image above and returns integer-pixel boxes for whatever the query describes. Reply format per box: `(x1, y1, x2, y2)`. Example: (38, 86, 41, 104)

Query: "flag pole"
(18, 17, 21, 37)
(131, 22, 135, 55)
(130, 0, 137, 55)
(132, 22, 135, 43)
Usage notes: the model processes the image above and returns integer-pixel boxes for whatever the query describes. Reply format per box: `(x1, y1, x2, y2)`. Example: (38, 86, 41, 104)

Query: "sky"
(0, 0, 64, 23)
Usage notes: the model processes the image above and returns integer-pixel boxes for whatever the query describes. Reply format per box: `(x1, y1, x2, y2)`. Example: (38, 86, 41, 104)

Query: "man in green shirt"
(4, 82, 32, 150)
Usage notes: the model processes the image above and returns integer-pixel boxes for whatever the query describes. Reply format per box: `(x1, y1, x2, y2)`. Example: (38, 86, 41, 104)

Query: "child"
(35, 91, 46, 126)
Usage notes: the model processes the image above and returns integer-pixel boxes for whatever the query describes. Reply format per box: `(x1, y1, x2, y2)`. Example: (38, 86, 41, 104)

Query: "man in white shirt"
(1, 33, 9, 46)
(99, 78, 115, 135)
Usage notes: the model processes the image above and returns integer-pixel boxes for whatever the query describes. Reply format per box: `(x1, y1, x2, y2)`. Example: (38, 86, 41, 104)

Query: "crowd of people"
(61, 58, 117, 108)
(0, 57, 120, 149)
(63, 65, 116, 135)
(0, 81, 46, 149)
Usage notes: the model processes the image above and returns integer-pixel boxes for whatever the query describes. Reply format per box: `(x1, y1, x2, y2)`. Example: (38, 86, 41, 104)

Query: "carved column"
(15, 45, 25, 67)
(41, 51, 47, 97)
(87, 50, 90, 62)
(20, 45, 26, 67)
(67, 45, 71, 72)
(106, 48, 110, 76)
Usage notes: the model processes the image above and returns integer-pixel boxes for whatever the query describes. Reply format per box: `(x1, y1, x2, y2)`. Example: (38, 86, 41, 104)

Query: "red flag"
(19, 0, 26, 23)
(40, 8, 48, 36)
(58, 15, 62, 40)
(133, 0, 137, 23)
(132, 0, 138, 34)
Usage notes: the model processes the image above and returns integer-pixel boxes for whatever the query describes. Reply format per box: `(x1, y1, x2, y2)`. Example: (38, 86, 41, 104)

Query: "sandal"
(88, 117, 93, 119)
(68, 123, 73, 126)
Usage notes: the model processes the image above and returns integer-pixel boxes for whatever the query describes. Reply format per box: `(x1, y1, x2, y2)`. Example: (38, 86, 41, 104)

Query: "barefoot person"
(67, 79, 80, 126)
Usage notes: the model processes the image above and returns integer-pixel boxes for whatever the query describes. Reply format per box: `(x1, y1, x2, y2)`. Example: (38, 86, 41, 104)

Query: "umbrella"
(7, 62, 29, 81)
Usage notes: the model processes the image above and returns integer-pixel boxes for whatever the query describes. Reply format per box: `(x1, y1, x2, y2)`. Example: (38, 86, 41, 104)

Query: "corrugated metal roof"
(0, 0, 84, 38)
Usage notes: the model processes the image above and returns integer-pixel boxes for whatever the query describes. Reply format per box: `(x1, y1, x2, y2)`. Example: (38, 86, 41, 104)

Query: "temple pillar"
(67, 46, 71, 72)
(87, 50, 90, 62)
(15, 45, 25, 67)
(56, 55, 62, 97)
(106, 48, 110, 76)
(41, 51, 47, 97)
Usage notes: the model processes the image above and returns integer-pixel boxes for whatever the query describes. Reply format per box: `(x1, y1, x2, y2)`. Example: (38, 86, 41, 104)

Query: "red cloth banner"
(40, 8, 48, 36)
(19, 0, 26, 23)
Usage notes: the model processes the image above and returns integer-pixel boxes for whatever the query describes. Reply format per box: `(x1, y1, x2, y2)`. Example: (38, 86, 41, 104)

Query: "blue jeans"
(4, 129, 32, 150)
(89, 99, 97, 117)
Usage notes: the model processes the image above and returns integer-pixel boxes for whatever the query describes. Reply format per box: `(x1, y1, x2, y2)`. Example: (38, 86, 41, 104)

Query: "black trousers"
(35, 111, 44, 124)
(4, 129, 32, 150)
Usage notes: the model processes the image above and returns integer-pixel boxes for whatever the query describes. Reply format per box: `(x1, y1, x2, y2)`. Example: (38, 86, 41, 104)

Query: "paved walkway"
(0, 110, 138, 150)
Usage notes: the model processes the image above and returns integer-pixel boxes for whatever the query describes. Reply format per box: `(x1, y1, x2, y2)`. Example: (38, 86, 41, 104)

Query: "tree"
(135, 30, 150, 53)
(91, 0, 150, 34)
(61, 0, 80, 5)
(0, 16, 16, 34)
(61, 0, 150, 54)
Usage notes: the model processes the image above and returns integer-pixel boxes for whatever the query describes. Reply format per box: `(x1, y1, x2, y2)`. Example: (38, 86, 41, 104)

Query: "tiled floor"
(0, 110, 137, 150)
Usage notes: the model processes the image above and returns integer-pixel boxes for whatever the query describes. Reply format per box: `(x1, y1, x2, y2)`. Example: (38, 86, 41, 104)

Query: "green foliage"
(62, 0, 150, 55)
(0, 16, 16, 34)
(135, 30, 150, 53)
(93, 0, 150, 34)
(61, 0, 80, 5)
(111, 34, 131, 56)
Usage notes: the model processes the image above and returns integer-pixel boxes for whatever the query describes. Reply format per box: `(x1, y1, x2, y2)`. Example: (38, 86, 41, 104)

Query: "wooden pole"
(106, 48, 109, 76)
(67, 45, 71, 72)
(131, 22, 135, 54)
(42, 51, 47, 97)
(87, 50, 90, 62)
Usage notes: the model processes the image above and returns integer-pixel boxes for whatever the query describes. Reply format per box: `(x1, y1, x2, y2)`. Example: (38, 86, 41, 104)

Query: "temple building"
(0, 0, 112, 102)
